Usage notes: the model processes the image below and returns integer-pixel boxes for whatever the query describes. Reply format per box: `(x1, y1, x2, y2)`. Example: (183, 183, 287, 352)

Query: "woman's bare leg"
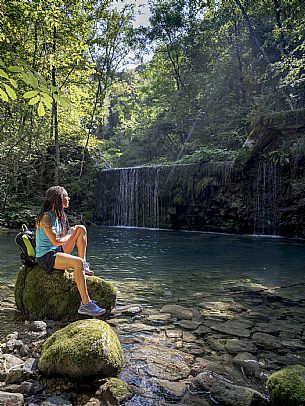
(54, 252, 90, 304)
(63, 225, 87, 260)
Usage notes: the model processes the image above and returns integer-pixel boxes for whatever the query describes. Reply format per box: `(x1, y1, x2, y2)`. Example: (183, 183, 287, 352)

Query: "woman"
(36, 186, 106, 317)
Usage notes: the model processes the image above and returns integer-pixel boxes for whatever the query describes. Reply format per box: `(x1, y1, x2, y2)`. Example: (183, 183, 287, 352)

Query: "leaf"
(0, 59, 5, 68)
(37, 101, 45, 117)
(0, 88, 9, 102)
(4, 84, 17, 100)
(58, 96, 70, 109)
(40, 85, 49, 93)
(8, 65, 23, 73)
(41, 97, 52, 110)
(23, 90, 39, 98)
(27, 71, 38, 88)
(28, 95, 40, 105)
(9, 78, 18, 88)
(21, 72, 31, 85)
(41, 91, 53, 103)
(0, 69, 9, 79)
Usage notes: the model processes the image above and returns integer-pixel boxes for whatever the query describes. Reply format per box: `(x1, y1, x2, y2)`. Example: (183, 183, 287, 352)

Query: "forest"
(0, 0, 304, 227)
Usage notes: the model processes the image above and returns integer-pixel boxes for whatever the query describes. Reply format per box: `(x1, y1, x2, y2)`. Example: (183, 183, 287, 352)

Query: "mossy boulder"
(99, 377, 133, 405)
(39, 319, 124, 379)
(267, 365, 305, 406)
(14, 266, 117, 320)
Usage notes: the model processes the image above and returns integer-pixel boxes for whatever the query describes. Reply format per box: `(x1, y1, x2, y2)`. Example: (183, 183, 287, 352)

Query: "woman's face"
(62, 189, 70, 208)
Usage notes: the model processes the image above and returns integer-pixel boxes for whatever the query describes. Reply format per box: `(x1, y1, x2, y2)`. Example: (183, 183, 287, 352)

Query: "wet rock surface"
(2, 281, 305, 404)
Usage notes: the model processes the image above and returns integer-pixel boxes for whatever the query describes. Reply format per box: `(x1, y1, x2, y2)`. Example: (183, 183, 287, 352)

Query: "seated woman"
(36, 185, 105, 317)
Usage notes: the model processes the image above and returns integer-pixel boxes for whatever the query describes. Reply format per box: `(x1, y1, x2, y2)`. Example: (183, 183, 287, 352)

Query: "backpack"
(15, 224, 37, 267)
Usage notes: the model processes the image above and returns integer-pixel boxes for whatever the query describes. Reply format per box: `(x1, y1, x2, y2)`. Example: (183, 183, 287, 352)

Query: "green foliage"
(0, 206, 38, 228)
(1, 0, 305, 224)
(102, 0, 305, 168)
(0, 0, 137, 223)
(0, 57, 70, 115)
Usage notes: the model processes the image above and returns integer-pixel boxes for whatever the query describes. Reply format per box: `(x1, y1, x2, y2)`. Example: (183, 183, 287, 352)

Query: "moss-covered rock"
(99, 377, 133, 405)
(39, 319, 124, 379)
(14, 266, 117, 320)
(267, 365, 305, 406)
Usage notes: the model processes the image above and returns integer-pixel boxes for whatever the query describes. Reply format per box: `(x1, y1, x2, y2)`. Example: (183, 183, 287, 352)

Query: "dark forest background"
(0, 0, 304, 227)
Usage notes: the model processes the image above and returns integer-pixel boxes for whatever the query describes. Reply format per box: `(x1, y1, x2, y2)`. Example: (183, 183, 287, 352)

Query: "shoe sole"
(78, 309, 106, 316)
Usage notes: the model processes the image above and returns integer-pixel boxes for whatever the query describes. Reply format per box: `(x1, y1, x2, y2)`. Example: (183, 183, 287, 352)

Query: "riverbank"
(1, 277, 305, 404)
(1, 227, 305, 404)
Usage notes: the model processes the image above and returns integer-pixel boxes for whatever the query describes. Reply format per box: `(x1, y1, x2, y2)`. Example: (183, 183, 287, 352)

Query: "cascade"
(95, 162, 235, 229)
(95, 166, 160, 228)
(253, 161, 281, 235)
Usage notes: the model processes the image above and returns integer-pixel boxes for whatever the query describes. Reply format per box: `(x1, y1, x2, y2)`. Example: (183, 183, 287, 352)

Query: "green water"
(87, 227, 305, 305)
(2, 227, 305, 305)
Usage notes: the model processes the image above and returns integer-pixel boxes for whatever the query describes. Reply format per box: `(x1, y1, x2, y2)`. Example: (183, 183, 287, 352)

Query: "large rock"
(267, 365, 305, 406)
(0, 354, 24, 381)
(192, 371, 267, 405)
(211, 380, 267, 406)
(15, 266, 117, 320)
(0, 391, 24, 405)
(38, 319, 124, 379)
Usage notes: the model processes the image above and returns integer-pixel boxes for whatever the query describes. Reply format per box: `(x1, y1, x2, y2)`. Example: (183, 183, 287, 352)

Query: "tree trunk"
(233, 0, 293, 109)
(79, 79, 102, 177)
(52, 26, 60, 184)
(273, 0, 287, 55)
(234, 21, 246, 103)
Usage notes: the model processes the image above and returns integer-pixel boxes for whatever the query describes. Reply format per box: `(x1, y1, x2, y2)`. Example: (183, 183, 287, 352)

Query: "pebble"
(1, 286, 305, 405)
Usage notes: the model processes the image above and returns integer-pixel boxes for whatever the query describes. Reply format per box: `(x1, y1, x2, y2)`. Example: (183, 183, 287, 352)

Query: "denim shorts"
(37, 246, 64, 273)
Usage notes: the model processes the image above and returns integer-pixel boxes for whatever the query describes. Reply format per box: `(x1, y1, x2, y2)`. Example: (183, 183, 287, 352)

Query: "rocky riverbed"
(1, 278, 305, 404)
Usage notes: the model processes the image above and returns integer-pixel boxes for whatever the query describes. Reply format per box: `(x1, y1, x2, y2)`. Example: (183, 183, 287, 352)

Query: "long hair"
(37, 186, 67, 230)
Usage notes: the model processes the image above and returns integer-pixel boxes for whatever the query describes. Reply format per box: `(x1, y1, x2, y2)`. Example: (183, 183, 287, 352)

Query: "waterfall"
(253, 161, 281, 235)
(96, 166, 160, 228)
(95, 162, 236, 229)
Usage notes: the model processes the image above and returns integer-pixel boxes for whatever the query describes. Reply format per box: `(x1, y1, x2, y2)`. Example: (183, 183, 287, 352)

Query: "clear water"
(87, 227, 305, 305)
(2, 227, 305, 306)
(1, 227, 305, 404)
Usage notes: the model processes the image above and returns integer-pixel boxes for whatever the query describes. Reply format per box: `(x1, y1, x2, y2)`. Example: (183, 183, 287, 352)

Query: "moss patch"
(14, 265, 117, 321)
(39, 319, 124, 379)
(100, 377, 133, 405)
(267, 365, 305, 406)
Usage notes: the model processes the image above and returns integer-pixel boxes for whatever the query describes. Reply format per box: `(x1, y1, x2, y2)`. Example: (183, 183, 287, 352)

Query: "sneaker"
(84, 261, 94, 276)
(78, 300, 106, 316)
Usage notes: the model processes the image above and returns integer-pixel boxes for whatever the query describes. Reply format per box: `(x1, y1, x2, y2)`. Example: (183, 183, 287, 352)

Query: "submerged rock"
(211, 380, 267, 406)
(15, 266, 117, 320)
(41, 396, 72, 405)
(153, 377, 188, 402)
(267, 365, 305, 406)
(38, 319, 124, 379)
(98, 377, 133, 405)
(160, 304, 193, 320)
(191, 370, 267, 405)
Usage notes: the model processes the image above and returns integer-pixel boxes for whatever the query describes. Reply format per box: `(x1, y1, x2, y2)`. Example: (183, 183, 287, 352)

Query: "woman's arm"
(40, 213, 73, 246)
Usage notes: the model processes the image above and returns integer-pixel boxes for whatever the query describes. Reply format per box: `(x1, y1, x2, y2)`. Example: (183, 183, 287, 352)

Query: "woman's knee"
(76, 224, 87, 236)
(74, 257, 84, 270)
